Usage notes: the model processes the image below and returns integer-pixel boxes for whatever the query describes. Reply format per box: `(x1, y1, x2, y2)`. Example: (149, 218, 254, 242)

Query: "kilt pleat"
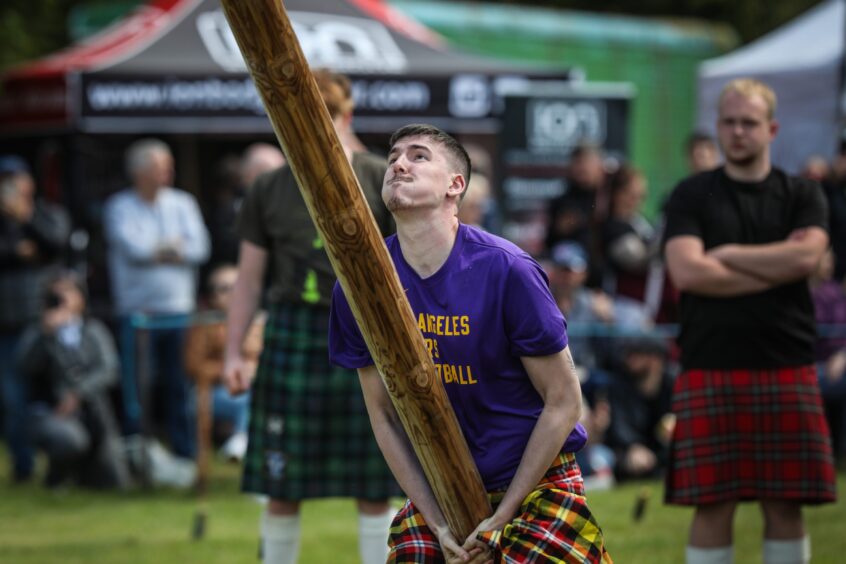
(241, 303, 402, 500)
(665, 365, 837, 506)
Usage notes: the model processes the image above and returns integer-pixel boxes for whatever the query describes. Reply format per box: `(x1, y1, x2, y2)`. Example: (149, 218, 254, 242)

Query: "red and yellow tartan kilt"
(665, 365, 837, 506)
(387, 452, 613, 563)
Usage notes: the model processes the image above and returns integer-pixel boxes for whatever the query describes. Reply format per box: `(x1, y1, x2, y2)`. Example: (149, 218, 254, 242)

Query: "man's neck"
(135, 184, 161, 203)
(724, 155, 771, 183)
(396, 213, 459, 279)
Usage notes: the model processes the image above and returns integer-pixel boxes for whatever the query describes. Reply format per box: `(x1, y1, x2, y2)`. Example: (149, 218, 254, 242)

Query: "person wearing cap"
(547, 241, 651, 373)
(0, 155, 70, 482)
(17, 270, 129, 489)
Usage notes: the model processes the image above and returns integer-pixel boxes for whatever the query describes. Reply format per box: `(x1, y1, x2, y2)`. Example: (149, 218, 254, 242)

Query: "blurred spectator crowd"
(0, 122, 844, 493)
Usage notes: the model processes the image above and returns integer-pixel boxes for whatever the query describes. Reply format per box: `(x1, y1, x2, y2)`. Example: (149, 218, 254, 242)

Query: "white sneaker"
(146, 440, 197, 489)
(219, 432, 248, 462)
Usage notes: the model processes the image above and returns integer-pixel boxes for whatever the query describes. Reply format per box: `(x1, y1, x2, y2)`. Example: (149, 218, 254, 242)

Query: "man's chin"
(386, 197, 412, 212)
(726, 153, 758, 168)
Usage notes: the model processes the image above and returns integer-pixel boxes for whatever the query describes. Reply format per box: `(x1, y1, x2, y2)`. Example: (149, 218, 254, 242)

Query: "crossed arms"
(665, 226, 828, 297)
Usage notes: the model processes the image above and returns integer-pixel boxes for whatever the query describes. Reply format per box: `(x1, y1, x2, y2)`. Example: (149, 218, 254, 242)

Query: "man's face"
(688, 141, 719, 173)
(208, 267, 238, 311)
(383, 135, 460, 213)
(135, 149, 174, 193)
(716, 91, 777, 168)
(613, 175, 646, 218)
(570, 151, 604, 189)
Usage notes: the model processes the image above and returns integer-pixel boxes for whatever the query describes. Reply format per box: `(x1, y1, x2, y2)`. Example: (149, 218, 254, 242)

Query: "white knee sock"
(358, 509, 396, 564)
(686, 545, 734, 564)
(763, 535, 811, 564)
(261, 512, 301, 564)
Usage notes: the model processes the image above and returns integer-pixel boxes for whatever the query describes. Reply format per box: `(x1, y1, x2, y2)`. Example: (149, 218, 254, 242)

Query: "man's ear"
(448, 174, 466, 199)
(332, 111, 353, 132)
(769, 118, 779, 140)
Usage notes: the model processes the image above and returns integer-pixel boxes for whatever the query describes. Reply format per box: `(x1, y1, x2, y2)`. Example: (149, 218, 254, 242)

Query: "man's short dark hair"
(685, 131, 715, 155)
(389, 124, 472, 185)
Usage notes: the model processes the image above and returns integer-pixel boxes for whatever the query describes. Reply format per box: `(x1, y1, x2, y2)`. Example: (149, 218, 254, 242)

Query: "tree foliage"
(0, 0, 78, 72)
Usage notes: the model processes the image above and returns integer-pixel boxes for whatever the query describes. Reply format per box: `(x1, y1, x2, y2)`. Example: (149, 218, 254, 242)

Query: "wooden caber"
(219, 0, 492, 545)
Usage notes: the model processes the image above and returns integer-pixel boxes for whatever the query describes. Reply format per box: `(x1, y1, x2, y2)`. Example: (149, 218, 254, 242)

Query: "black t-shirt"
(237, 152, 393, 308)
(663, 167, 828, 369)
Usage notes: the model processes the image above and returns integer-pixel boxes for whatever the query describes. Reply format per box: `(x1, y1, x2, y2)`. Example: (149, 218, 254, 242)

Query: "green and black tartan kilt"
(241, 302, 402, 500)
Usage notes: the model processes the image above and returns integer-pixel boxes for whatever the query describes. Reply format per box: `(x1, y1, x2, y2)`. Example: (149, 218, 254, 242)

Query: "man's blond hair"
(719, 78, 777, 119)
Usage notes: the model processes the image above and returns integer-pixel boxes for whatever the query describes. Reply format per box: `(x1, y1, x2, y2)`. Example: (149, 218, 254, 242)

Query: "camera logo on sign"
(449, 75, 492, 118)
(197, 10, 408, 74)
(527, 99, 606, 153)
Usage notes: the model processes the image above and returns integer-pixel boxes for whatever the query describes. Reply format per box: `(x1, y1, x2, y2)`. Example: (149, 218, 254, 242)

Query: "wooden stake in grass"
(219, 0, 492, 543)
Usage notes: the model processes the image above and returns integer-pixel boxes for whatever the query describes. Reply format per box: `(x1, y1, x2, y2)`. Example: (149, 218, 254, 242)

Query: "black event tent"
(0, 0, 571, 136)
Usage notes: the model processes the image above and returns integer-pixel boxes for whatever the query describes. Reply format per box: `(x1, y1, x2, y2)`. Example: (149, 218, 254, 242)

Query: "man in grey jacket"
(18, 271, 129, 489)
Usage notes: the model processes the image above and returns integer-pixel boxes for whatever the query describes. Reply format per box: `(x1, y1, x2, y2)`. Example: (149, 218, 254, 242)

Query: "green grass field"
(0, 454, 844, 563)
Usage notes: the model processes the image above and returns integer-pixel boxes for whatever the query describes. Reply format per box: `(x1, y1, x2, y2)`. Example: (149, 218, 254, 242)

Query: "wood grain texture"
(219, 0, 492, 540)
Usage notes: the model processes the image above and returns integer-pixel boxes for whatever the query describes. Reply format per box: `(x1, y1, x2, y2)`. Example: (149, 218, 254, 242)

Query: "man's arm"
(462, 347, 582, 553)
(72, 320, 120, 398)
(26, 203, 71, 254)
(223, 241, 267, 395)
(102, 198, 160, 263)
(176, 194, 211, 264)
(707, 226, 828, 285)
(358, 365, 480, 563)
(665, 236, 773, 297)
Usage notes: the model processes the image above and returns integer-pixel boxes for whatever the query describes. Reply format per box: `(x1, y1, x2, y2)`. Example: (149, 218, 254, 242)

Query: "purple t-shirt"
(329, 223, 587, 490)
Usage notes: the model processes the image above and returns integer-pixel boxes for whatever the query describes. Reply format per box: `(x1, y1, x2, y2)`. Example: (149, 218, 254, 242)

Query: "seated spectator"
(601, 165, 656, 302)
(810, 249, 846, 460)
(185, 264, 263, 461)
(17, 271, 130, 489)
(547, 241, 652, 372)
(574, 395, 615, 491)
(604, 336, 675, 481)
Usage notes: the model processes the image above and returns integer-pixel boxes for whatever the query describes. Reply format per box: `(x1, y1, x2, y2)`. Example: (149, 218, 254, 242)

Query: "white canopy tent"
(697, 0, 845, 174)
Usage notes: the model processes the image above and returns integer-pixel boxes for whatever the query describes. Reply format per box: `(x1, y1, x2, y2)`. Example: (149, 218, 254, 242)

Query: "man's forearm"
(709, 228, 827, 284)
(670, 256, 772, 297)
(358, 368, 453, 537)
(224, 279, 260, 357)
(493, 403, 576, 520)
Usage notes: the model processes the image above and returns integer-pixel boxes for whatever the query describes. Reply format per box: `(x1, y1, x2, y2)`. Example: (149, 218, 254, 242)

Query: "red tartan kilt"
(665, 365, 837, 506)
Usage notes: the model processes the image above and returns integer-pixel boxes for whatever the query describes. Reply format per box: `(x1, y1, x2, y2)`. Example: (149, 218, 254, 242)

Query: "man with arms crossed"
(663, 78, 836, 564)
(330, 124, 611, 563)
